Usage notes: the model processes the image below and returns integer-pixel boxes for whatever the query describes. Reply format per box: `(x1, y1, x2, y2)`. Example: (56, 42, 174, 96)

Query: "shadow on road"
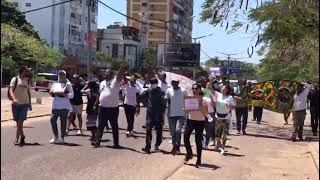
(103, 145, 145, 154)
(55, 142, 82, 147)
(186, 163, 221, 170)
(17, 142, 42, 146)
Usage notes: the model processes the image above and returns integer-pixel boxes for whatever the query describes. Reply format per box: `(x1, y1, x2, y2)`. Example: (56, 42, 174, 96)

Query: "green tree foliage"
(1, 1, 64, 69)
(200, 0, 319, 82)
(1, 0, 41, 40)
(139, 48, 157, 75)
(1, 24, 64, 69)
(96, 52, 125, 70)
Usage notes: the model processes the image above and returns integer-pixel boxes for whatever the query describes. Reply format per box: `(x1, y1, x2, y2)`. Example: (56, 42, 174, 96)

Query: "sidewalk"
(168, 110, 319, 180)
(1, 97, 87, 122)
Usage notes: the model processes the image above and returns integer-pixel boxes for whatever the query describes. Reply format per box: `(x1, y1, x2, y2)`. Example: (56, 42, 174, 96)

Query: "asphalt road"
(1, 109, 318, 180)
(1, 108, 187, 180)
(1, 87, 50, 100)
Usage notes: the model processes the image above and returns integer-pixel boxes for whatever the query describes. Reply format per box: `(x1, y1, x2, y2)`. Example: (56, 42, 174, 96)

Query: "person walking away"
(67, 74, 85, 136)
(81, 80, 99, 141)
(165, 78, 186, 155)
(184, 83, 213, 167)
(123, 75, 140, 137)
(291, 82, 311, 141)
(253, 106, 263, 124)
(9, 66, 32, 146)
(141, 78, 166, 154)
(308, 83, 319, 136)
(49, 70, 74, 144)
(233, 79, 249, 135)
(92, 64, 127, 148)
(212, 84, 236, 155)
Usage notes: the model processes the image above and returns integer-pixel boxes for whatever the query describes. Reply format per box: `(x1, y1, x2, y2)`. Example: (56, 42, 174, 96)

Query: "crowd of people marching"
(8, 65, 319, 167)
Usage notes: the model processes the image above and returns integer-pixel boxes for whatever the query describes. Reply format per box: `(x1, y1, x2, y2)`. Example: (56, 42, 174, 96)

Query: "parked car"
(34, 73, 58, 91)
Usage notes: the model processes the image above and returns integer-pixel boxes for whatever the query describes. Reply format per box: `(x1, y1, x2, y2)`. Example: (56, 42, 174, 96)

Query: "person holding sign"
(183, 84, 213, 167)
(211, 84, 236, 155)
(49, 70, 74, 144)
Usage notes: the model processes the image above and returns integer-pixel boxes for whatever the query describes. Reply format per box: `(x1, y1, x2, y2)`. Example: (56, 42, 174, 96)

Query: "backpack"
(7, 76, 19, 101)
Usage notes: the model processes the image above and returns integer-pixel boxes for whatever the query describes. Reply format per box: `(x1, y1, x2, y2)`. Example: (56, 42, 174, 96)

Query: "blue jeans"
(12, 104, 29, 122)
(50, 109, 69, 138)
(169, 116, 185, 148)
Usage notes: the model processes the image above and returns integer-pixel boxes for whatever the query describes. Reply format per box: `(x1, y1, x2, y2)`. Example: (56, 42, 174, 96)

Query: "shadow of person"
(186, 163, 221, 170)
(55, 142, 82, 146)
(103, 145, 145, 154)
(17, 142, 42, 147)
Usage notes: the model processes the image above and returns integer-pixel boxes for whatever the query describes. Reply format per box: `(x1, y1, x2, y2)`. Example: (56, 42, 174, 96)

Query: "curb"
(308, 144, 319, 173)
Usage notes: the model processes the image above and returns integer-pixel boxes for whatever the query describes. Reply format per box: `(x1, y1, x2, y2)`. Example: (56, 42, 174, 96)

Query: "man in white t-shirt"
(165, 78, 186, 154)
(92, 64, 127, 148)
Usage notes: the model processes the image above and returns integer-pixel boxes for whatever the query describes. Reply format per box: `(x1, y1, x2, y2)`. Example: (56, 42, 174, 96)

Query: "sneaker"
(154, 145, 160, 151)
(176, 148, 181, 155)
(58, 138, 64, 144)
(142, 147, 151, 154)
(184, 154, 193, 162)
(19, 136, 25, 146)
(50, 137, 59, 144)
(91, 141, 100, 148)
(171, 147, 176, 155)
(65, 130, 69, 136)
(168, 140, 172, 144)
(126, 131, 130, 137)
(237, 131, 241, 135)
(219, 148, 225, 155)
(195, 160, 201, 168)
(242, 130, 247, 135)
(77, 130, 82, 136)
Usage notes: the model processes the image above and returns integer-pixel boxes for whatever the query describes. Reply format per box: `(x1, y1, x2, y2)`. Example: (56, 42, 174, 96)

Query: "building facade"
(127, 0, 193, 49)
(11, 0, 98, 74)
(97, 23, 143, 70)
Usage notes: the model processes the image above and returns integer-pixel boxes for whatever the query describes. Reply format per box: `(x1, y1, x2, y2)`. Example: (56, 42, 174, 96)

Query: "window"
(112, 44, 118, 58)
(13, 2, 18, 7)
(26, 3, 31, 7)
(70, 12, 76, 18)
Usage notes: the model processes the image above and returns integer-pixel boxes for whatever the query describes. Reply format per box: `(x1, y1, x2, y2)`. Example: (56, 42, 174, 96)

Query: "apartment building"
(11, 0, 98, 73)
(127, 0, 194, 49)
(97, 23, 143, 70)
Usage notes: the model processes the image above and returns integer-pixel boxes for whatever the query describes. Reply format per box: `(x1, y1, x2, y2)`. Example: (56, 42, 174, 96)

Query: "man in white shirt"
(92, 64, 127, 148)
(165, 78, 186, 154)
(291, 82, 311, 142)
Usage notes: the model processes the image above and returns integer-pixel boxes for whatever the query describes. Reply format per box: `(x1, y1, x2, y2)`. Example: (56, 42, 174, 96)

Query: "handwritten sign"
(184, 96, 202, 112)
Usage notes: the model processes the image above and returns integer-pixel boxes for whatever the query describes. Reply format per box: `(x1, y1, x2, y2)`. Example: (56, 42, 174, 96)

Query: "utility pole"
(87, 0, 92, 80)
(227, 55, 230, 80)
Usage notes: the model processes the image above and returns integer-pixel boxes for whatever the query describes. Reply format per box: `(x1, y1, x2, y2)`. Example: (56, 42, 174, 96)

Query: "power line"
(22, 0, 74, 14)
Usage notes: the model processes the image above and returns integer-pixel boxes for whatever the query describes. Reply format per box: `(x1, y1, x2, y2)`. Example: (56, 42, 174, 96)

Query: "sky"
(97, 0, 263, 64)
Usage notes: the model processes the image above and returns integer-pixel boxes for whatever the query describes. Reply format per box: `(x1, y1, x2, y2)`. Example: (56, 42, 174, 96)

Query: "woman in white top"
(184, 83, 213, 167)
(212, 84, 236, 155)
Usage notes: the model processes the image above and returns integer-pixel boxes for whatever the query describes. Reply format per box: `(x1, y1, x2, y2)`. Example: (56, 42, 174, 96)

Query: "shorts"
(12, 104, 29, 122)
(70, 104, 83, 114)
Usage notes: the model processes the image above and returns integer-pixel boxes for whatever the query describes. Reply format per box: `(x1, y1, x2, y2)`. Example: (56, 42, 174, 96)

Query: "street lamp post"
(192, 33, 214, 43)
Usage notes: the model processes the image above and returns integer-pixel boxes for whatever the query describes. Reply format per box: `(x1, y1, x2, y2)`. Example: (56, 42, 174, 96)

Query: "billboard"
(156, 43, 200, 67)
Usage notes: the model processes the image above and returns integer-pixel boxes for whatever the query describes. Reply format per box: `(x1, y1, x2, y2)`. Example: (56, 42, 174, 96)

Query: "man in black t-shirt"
(67, 75, 85, 135)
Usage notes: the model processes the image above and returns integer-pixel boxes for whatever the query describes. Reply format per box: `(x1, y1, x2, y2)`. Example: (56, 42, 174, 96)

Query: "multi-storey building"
(97, 23, 143, 70)
(127, 0, 194, 49)
(10, 0, 98, 74)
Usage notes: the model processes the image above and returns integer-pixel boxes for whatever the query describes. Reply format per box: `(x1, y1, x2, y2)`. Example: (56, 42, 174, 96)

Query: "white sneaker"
(126, 131, 130, 136)
(169, 140, 172, 144)
(65, 130, 69, 136)
(50, 138, 59, 144)
(219, 148, 225, 155)
(58, 138, 64, 144)
(129, 131, 134, 136)
(77, 130, 82, 136)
